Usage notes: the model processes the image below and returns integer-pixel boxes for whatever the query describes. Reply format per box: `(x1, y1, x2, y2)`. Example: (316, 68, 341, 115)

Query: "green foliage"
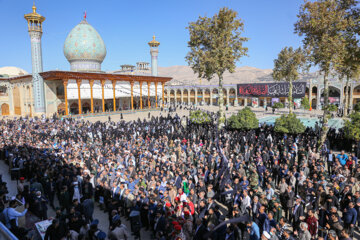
(295, 0, 353, 76)
(294, 0, 358, 149)
(326, 104, 338, 112)
(186, 7, 249, 80)
(272, 102, 284, 109)
(189, 110, 211, 124)
(273, 47, 307, 83)
(301, 97, 310, 110)
(272, 47, 307, 113)
(344, 112, 360, 141)
(274, 113, 306, 134)
(354, 102, 360, 112)
(227, 107, 259, 130)
(186, 7, 248, 129)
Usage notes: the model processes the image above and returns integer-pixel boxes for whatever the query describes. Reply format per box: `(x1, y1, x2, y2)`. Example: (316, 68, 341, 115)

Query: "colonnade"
(166, 87, 236, 106)
(62, 79, 165, 115)
(166, 83, 355, 109)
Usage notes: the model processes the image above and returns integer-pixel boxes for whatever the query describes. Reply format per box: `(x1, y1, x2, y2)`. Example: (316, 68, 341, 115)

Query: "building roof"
(0, 70, 172, 83)
(0, 66, 29, 78)
(40, 71, 171, 83)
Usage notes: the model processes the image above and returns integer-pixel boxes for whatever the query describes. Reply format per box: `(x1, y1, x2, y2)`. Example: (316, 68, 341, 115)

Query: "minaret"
(148, 35, 160, 76)
(24, 3, 46, 114)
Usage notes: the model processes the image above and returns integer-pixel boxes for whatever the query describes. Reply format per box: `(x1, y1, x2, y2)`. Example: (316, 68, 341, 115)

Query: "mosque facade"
(163, 75, 357, 110)
(0, 4, 171, 117)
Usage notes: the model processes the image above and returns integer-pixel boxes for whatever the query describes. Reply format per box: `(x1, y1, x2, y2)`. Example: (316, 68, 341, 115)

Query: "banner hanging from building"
(237, 82, 306, 98)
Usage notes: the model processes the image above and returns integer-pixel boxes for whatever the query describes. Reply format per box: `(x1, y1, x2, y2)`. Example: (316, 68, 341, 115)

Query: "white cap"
(263, 231, 271, 239)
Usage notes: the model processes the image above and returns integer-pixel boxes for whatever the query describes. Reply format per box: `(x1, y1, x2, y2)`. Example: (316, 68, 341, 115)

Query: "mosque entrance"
(1, 103, 9, 115)
(321, 86, 341, 106)
(57, 103, 66, 115)
(82, 102, 91, 113)
(70, 102, 79, 114)
(311, 99, 317, 109)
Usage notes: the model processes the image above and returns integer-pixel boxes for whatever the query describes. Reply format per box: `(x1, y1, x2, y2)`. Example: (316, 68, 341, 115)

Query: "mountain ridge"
(158, 65, 274, 85)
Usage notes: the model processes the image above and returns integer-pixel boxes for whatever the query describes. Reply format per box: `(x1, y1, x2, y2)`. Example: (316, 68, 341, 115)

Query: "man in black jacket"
(325, 189, 340, 211)
(44, 219, 66, 240)
(194, 218, 208, 240)
(292, 197, 304, 231)
(282, 186, 295, 221)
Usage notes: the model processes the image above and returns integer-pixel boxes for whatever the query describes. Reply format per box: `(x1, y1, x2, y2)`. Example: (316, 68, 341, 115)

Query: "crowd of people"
(0, 111, 359, 240)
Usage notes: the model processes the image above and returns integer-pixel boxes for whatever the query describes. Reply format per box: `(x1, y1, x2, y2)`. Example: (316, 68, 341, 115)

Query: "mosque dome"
(63, 19, 106, 72)
(0, 66, 29, 77)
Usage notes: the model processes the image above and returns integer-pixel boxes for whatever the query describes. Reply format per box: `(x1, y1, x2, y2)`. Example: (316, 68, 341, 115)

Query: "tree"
(272, 102, 284, 109)
(301, 96, 310, 110)
(327, 104, 338, 112)
(189, 110, 211, 124)
(295, 0, 355, 150)
(344, 112, 360, 141)
(335, 40, 360, 117)
(354, 102, 360, 112)
(274, 113, 306, 134)
(186, 7, 248, 129)
(272, 47, 307, 114)
(227, 107, 259, 130)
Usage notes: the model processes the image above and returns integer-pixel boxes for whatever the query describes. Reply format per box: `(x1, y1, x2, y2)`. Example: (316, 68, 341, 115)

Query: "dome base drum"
(70, 60, 101, 72)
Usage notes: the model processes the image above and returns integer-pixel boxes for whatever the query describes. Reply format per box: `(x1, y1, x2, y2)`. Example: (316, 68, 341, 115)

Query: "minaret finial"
(32, 1, 36, 13)
(148, 34, 160, 47)
(25, 1, 45, 32)
(84, 11, 87, 20)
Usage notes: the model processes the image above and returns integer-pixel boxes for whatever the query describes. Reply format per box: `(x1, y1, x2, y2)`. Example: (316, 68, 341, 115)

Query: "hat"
(91, 219, 99, 226)
(174, 225, 182, 231)
(263, 231, 271, 239)
(96, 231, 106, 240)
(172, 221, 179, 226)
(19, 177, 25, 181)
(165, 202, 171, 207)
(113, 215, 120, 222)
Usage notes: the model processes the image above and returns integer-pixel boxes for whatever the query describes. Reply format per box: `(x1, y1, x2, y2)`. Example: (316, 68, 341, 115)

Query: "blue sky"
(0, 0, 304, 73)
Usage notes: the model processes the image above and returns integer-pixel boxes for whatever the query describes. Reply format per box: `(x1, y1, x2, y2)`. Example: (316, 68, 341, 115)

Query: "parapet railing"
(0, 222, 18, 240)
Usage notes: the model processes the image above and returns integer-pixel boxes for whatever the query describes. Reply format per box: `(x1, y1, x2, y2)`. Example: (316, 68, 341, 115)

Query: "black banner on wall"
(237, 82, 306, 98)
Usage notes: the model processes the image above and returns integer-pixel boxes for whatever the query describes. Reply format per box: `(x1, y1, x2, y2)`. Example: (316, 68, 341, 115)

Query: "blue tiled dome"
(63, 19, 106, 68)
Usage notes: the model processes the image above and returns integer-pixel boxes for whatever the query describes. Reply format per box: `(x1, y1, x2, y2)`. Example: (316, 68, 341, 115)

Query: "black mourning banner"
(237, 82, 306, 98)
